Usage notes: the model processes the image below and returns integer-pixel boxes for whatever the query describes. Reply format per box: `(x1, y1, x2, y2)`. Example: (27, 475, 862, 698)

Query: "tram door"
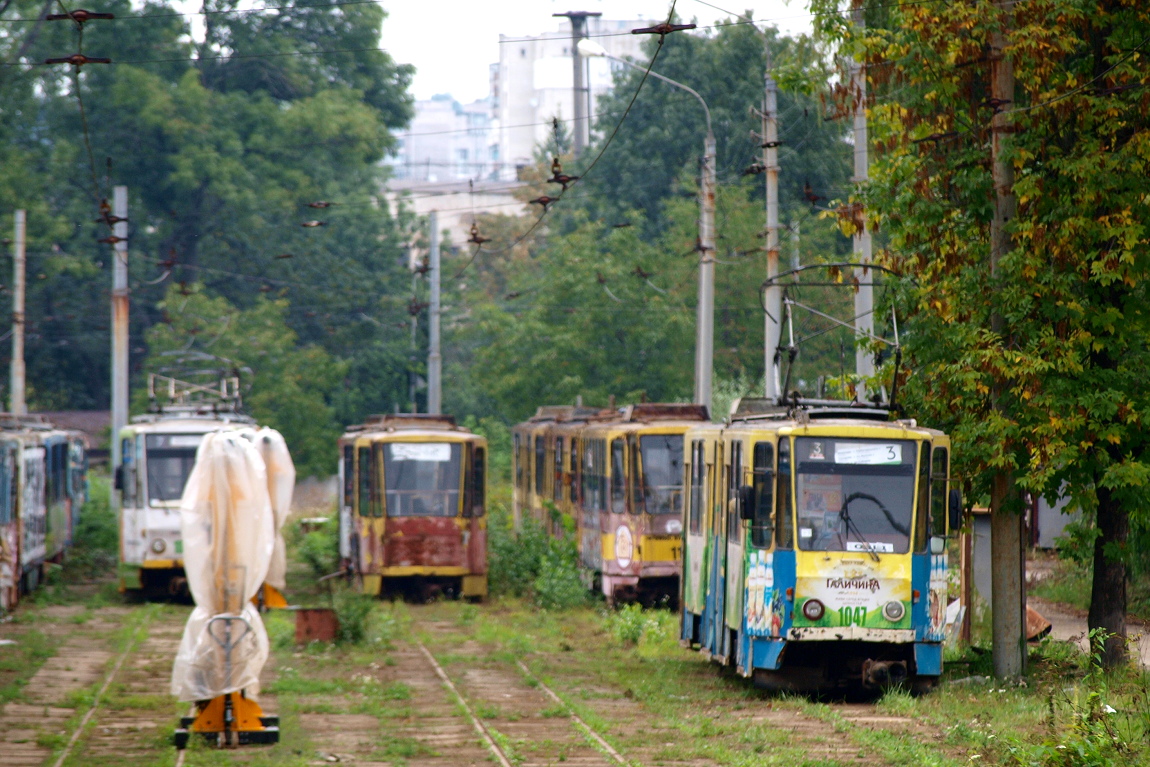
(722, 440, 745, 662)
(706, 441, 725, 657)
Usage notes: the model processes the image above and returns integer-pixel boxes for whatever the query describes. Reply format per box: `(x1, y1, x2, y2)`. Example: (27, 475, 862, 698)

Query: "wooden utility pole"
(989, 3, 1025, 679)
(10, 210, 26, 415)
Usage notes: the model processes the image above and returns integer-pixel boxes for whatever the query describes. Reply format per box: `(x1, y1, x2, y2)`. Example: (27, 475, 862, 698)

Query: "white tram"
(116, 376, 253, 597)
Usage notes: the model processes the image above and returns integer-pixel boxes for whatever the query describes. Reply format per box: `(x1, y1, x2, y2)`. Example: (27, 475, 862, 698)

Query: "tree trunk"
(1088, 483, 1128, 669)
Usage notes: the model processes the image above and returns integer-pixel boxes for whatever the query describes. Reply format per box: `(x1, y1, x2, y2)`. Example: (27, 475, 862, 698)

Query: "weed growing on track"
(608, 603, 668, 646)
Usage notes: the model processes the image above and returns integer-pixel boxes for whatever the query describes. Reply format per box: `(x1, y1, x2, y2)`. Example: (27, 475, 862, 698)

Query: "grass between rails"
(410, 597, 1150, 767)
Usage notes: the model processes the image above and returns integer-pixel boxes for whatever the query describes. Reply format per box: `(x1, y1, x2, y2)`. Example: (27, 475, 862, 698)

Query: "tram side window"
(629, 436, 644, 514)
(688, 440, 704, 534)
(473, 447, 486, 516)
(0, 447, 11, 525)
(534, 436, 546, 496)
(727, 442, 743, 542)
(610, 438, 627, 514)
(356, 447, 371, 517)
(371, 444, 384, 517)
(342, 446, 354, 508)
(915, 442, 931, 552)
(582, 439, 606, 515)
(931, 447, 949, 537)
(121, 437, 138, 507)
(775, 439, 793, 548)
(750, 442, 774, 548)
(553, 438, 564, 502)
(569, 439, 579, 503)
(513, 435, 522, 489)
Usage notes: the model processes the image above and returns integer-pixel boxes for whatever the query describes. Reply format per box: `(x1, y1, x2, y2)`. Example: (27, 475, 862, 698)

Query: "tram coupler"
(173, 691, 280, 748)
(861, 658, 908, 688)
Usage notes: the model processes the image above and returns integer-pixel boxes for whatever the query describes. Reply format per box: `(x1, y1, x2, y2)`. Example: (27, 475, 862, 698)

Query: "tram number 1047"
(839, 606, 868, 626)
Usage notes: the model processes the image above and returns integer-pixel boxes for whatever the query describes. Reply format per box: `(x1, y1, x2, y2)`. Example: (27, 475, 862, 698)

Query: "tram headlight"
(882, 599, 906, 622)
(801, 598, 825, 621)
(150, 538, 167, 555)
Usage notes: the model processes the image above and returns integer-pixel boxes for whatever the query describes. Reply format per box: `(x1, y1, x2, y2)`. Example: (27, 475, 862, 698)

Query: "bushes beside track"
(488, 503, 587, 610)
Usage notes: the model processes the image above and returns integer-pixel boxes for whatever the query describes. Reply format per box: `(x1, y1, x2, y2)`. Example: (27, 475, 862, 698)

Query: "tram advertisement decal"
(791, 555, 911, 630)
(745, 550, 785, 637)
(927, 553, 948, 641)
(22, 447, 46, 565)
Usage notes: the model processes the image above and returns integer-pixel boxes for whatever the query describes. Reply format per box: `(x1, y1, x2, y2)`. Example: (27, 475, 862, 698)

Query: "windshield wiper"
(840, 492, 883, 562)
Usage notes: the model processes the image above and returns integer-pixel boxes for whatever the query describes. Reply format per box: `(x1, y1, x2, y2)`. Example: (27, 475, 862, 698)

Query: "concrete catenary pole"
(555, 11, 601, 157)
(427, 211, 442, 415)
(111, 186, 129, 474)
(989, 4, 1025, 680)
(763, 63, 782, 401)
(10, 210, 26, 415)
(850, 2, 875, 394)
(791, 218, 801, 271)
(695, 132, 716, 417)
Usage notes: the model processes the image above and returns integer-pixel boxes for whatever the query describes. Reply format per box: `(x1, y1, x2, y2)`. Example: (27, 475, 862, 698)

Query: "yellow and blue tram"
(513, 403, 708, 604)
(338, 414, 488, 601)
(681, 398, 958, 692)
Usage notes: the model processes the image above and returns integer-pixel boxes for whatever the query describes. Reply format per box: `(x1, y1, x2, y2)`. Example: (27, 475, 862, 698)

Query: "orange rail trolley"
(338, 414, 488, 601)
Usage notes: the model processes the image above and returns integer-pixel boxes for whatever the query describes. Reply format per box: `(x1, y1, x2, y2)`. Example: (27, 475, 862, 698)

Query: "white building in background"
(387, 95, 498, 182)
(493, 17, 647, 180)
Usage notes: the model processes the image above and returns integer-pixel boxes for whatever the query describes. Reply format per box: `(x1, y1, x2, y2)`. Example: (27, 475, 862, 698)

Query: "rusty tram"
(512, 402, 708, 604)
(680, 397, 959, 693)
(0, 414, 88, 613)
(338, 414, 488, 601)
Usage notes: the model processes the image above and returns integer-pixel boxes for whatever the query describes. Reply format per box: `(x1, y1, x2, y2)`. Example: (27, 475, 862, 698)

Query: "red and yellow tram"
(338, 414, 488, 601)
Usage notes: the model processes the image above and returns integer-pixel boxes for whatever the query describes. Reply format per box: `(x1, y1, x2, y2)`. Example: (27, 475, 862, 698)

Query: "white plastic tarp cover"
(171, 432, 274, 702)
(252, 428, 295, 592)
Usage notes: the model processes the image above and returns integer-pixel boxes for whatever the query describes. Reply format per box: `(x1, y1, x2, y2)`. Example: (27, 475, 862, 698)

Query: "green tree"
(848, 0, 1150, 668)
(142, 283, 346, 477)
(0, 0, 415, 416)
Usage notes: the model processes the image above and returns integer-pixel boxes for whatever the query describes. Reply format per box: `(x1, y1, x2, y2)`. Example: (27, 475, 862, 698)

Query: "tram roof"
(127, 406, 256, 430)
(341, 413, 480, 439)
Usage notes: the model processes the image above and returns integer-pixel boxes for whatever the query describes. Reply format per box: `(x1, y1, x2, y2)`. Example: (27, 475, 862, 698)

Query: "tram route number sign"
(839, 605, 868, 626)
(834, 443, 902, 465)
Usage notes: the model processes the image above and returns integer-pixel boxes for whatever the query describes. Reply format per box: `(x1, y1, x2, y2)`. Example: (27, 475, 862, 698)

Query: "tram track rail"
(416, 638, 630, 767)
(49, 615, 153, 767)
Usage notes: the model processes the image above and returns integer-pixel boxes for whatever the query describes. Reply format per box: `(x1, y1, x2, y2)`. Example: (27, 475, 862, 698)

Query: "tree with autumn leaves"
(823, 0, 1150, 670)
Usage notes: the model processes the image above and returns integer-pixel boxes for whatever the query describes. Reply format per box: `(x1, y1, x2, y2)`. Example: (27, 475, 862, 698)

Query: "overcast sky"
(380, 0, 816, 103)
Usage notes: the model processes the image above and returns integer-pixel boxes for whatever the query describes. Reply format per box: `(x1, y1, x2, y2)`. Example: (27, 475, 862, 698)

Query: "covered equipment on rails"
(338, 414, 488, 601)
(513, 402, 707, 605)
(172, 430, 279, 747)
(680, 397, 959, 693)
(0, 414, 87, 614)
(116, 375, 255, 598)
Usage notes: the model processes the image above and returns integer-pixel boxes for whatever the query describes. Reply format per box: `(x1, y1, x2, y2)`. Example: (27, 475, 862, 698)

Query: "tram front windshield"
(145, 434, 203, 503)
(794, 437, 916, 554)
(383, 442, 461, 517)
(639, 435, 684, 515)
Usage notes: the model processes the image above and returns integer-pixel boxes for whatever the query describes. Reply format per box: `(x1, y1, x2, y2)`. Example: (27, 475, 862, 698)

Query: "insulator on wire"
(301, 220, 327, 228)
(45, 54, 111, 66)
(529, 195, 557, 210)
(631, 22, 696, 39)
(46, 10, 115, 23)
(468, 223, 490, 245)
